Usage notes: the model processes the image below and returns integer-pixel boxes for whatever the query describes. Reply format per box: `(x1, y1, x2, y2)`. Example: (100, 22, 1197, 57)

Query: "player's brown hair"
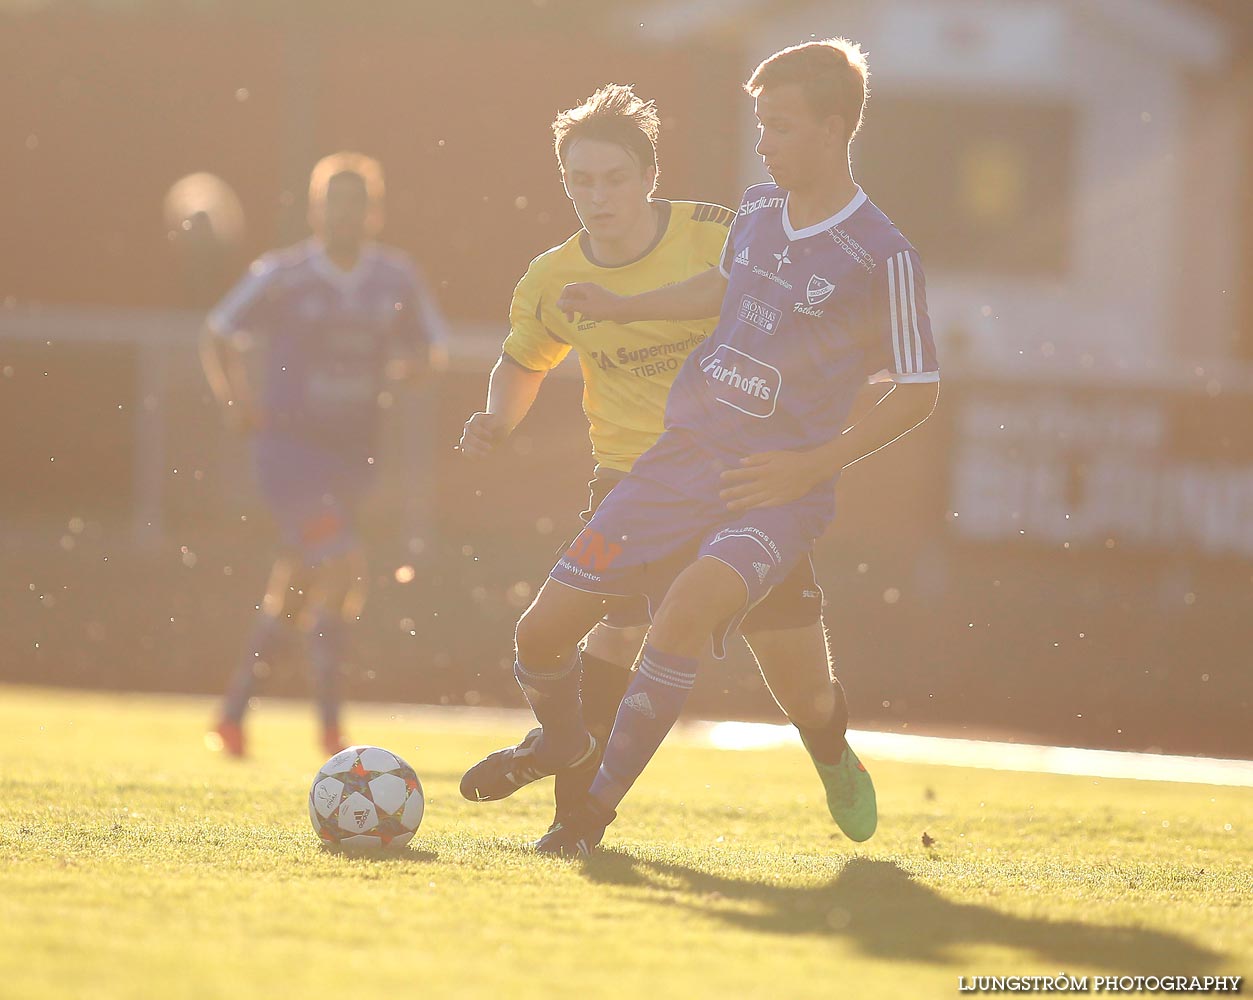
(745, 39, 870, 143)
(308, 151, 385, 206)
(552, 84, 661, 189)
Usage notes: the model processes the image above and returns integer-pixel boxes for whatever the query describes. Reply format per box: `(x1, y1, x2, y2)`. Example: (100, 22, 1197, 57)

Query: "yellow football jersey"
(502, 200, 735, 473)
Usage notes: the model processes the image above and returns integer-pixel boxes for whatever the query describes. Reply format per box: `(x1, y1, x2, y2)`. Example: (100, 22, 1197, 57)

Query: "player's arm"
(556, 265, 727, 324)
(719, 382, 938, 511)
(460, 262, 568, 459)
(199, 326, 262, 432)
(200, 256, 279, 433)
(458, 354, 549, 458)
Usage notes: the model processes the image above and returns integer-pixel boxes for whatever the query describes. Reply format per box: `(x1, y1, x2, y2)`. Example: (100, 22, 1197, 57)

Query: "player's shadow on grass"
(583, 854, 1222, 972)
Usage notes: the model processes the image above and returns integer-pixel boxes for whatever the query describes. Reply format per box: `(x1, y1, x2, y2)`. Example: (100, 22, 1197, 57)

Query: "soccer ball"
(308, 745, 425, 850)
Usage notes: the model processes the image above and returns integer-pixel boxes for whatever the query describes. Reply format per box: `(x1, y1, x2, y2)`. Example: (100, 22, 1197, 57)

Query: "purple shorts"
(253, 433, 370, 566)
(549, 466, 829, 657)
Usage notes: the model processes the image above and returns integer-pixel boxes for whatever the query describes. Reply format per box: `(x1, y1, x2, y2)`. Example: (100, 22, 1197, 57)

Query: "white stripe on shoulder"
(206, 258, 279, 336)
(895, 253, 914, 373)
(886, 256, 903, 376)
(904, 251, 923, 372)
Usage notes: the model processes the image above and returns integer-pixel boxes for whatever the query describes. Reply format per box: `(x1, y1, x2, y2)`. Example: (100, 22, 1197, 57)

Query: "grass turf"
(0, 686, 1249, 999)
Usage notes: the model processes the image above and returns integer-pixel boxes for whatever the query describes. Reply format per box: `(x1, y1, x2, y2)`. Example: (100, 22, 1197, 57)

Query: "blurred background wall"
(2, 0, 1251, 757)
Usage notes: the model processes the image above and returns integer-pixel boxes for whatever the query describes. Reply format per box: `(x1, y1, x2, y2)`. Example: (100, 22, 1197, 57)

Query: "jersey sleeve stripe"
(206, 265, 272, 336)
(887, 255, 904, 375)
(692, 204, 735, 227)
(534, 295, 568, 344)
(904, 251, 924, 373)
(895, 251, 915, 373)
(501, 349, 547, 373)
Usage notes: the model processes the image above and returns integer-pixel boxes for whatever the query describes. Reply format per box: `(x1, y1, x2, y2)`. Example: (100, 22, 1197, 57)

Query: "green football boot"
(806, 737, 877, 842)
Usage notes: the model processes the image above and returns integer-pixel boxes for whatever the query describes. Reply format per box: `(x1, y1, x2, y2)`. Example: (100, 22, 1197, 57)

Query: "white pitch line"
(137, 692, 1248, 790)
(695, 721, 1253, 788)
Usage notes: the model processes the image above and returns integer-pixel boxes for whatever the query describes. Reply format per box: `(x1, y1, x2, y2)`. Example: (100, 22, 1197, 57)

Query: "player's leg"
(547, 469, 649, 821)
(740, 553, 874, 840)
(536, 555, 746, 856)
(743, 621, 841, 735)
(538, 502, 832, 855)
(459, 578, 612, 802)
(211, 554, 307, 756)
(594, 555, 747, 794)
(743, 621, 876, 842)
(548, 621, 647, 826)
(300, 547, 366, 755)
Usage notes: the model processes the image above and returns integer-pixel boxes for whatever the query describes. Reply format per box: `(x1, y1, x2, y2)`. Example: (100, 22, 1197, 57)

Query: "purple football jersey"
(207, 240, 442, 456)
(636, 183, 938, 504)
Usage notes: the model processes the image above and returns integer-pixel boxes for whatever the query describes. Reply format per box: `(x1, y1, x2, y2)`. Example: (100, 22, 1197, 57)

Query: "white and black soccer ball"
(308, 745, 425, 851)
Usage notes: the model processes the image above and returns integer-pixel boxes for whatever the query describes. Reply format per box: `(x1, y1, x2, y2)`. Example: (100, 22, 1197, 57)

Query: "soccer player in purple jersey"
(463, 39, 940, 857)
(201, 152, 446, 758)
(457, 85, 873, 843)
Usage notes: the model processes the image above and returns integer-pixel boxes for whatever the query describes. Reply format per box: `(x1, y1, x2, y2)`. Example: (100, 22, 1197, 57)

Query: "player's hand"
(457, 411, 509, 458)
(718, 451, 823, 512)
(557, 283, 628, 323)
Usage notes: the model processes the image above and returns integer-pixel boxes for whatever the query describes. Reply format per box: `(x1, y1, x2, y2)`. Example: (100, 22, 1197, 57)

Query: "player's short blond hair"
(308, 151, 385, 206)
(745, 39, 870, 143)
(552, 84, 661, 190)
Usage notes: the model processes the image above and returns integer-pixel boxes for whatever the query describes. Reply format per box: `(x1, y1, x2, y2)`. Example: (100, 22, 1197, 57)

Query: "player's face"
(562, 138, 656, 244)
(312, 173, 378, 249)
(754, 85, 845, 193)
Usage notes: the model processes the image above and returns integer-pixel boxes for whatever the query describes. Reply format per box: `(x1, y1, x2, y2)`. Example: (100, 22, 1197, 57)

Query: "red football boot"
(321, 726, 348, 757)
(207, 719, 246, 758)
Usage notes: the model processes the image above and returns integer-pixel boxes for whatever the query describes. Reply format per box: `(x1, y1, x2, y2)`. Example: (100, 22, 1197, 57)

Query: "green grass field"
(1, 686, 1249, 999)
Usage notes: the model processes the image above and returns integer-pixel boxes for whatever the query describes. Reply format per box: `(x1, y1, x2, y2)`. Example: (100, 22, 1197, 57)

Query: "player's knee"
(514, 584, 597, 668)
(583, 623, 644, 669)
(265, 556, 306, 618)
(296, 555, 356, 627)
(514, 602, 566, 668)
(649, 562, 745, 655)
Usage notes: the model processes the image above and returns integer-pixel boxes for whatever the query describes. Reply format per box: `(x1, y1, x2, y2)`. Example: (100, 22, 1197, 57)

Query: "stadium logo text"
(739, 194, 785, 216)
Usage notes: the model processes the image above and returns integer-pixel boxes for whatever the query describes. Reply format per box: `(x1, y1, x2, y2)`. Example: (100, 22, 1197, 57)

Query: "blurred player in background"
(464, 39, 940, 856)
(458, 84, 875, 843)
(201, 152, 446, 757)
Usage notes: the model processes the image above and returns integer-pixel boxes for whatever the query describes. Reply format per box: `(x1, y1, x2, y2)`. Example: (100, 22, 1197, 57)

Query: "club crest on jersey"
(806, 274, 835, 305)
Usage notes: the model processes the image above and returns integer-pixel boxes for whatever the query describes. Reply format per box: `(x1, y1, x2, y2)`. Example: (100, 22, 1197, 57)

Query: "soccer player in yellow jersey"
(459, 84, 874, 841)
